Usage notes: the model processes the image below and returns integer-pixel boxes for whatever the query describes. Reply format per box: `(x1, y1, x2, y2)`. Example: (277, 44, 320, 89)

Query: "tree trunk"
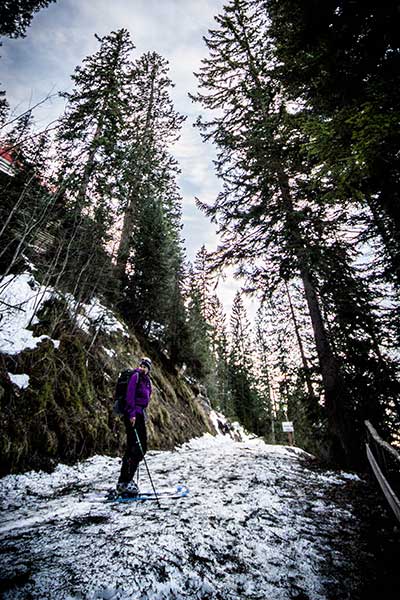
(115, 64, 157, 283)
(284, 281, 316, 404)
(366, 195, 400, 289)
(115, 187, 138, 282)
(78, 120, 102, 208)
(277, 170, 356, 466)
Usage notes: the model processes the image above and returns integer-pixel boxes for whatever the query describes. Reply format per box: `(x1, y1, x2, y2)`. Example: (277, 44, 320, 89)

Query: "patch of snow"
(315, 470, 364, 486)
(0, 272, 130, 357)
(339, 471, 363, 482)
(21, 254, 38, 272)
(103, 347, 116, 358)
(209, 409, 253, 442)
(8, 373, 30, 389)
(69, 296, 129, 337)
(0, 273, 60, 355)
(208, 411, 313, 461)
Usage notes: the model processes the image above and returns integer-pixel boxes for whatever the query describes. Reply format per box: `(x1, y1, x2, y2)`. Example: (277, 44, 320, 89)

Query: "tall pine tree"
(228, 291, 258, 432)
(117, 52, 186, 341)
(193, 0, 399, 465)
(50, 29, 135, 299)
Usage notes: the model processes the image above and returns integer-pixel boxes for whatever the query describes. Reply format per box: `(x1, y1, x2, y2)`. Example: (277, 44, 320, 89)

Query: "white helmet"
(140, 357, 152, 370)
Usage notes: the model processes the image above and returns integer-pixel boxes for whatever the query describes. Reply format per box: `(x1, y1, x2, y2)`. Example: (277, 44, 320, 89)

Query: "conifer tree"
(214, 319, 230, 413)
(115, 51, 185, 284)
(57, 29, 133, 213)
(0, 1, 56, 38)
(122, 188, 183, 336)
(208, 294, 230, 409)
(184, 266, 213, 380)
(188, 247, 233, 406)
(228, 291, 258, 431)
(265, 1, 400, 433)
(49, 29, 134, 298)
(254, 305, 277, 440)
(315, 241, 400, 428)
(192, 0, 399, 465)
(114, 51, 187, 353)
(267, 0, 400, 284)
(163, 261, 192, 365)
(193, 245, 216, 321)
(193, 0, 350, 459)
(255, 293, 319, 446)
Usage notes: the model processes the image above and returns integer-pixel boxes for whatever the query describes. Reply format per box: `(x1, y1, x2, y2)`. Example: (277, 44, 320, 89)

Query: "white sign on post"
(282, 421, 294, 433)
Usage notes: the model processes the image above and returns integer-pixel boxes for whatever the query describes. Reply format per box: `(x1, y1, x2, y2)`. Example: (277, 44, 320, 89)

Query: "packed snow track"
(0, 435, 368, 599)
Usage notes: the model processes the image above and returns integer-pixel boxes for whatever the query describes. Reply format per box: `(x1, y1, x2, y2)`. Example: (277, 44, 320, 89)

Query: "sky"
(1, 0, 257, 320)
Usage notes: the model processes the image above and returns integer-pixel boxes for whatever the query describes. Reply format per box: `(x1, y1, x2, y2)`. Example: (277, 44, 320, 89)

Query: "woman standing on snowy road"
(116, 357, 152, 497)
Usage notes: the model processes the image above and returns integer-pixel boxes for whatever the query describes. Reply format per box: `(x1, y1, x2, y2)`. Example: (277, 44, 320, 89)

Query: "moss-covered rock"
(0, 316, 215, 475)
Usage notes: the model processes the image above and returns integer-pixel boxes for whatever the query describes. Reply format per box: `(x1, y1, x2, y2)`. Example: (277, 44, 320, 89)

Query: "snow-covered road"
(0, 434, 368, 599)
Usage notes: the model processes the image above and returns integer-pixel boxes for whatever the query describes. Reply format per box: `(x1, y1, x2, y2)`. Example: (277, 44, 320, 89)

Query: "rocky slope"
(0, 273, 214, 475)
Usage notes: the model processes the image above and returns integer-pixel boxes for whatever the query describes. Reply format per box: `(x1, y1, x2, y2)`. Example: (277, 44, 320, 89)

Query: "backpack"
(113, 369, 140, 416)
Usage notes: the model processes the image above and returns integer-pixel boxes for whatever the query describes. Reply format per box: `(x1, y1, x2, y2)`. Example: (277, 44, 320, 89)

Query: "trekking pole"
(134, 429, 160, 508)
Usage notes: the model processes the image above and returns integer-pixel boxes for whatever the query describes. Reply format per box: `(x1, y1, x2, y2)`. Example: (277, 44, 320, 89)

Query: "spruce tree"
(254, 306, 275, 440)
(115, 51, 185, 284)
(192, 0, 399, 465)
(184, 266, 213, 380)
(50, 29, 134, 299)
(114, 51, 187, 354)
(208, 294, 230, 409)
(228, 291, 258, 432)
(187, 247, 234, 406)
(266, 0, 400, 286)
(0, 1, 56, 38)
(315, 240, 400, 429)
(57, 29, 133, 214)
(163, 260, 192, 366)
(193, 0, 350, 460)
(122, 190, 182, 336)
(193, 245, 216, 322)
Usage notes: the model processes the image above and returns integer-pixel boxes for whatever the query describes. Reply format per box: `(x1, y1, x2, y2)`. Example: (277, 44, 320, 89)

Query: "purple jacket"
(125, 368, 152, 419)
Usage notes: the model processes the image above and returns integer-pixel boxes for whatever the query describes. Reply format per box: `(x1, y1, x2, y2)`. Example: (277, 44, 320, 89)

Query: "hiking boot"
(116, 481, 139, 498)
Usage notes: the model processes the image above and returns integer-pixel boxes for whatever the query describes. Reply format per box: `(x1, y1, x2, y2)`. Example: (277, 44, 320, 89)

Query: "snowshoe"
(116, 481, 139, 498)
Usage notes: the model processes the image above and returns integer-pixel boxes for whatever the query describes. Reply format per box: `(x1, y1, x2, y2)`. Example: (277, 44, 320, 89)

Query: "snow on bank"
(72, 296, 129, 338)
(209, 409, 254, 442)
(0, 272, 129, 357)
(0, 434, 366, 600)
(0, 273, 60, 355)
(7, 373, 30, 389)
(209, 410, 316, 460)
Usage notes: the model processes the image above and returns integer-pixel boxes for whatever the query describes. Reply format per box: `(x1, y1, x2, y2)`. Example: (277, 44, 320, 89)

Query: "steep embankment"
(1, 434, 399, 600)
(0, 273, 214, 475)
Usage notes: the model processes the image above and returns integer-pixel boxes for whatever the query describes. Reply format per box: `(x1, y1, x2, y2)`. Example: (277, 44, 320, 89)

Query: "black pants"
(118, 413, 147, 484)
